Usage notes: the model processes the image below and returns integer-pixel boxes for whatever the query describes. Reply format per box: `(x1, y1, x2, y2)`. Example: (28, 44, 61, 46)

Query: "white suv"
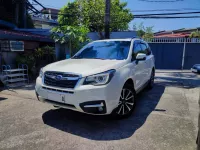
(35, 38, 155, 118)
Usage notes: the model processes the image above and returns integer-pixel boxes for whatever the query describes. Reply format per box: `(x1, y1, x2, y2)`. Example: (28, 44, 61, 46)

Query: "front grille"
(44, 71, 80, 89)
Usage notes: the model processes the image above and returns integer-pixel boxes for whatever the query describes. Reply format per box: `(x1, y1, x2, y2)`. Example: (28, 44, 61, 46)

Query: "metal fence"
(145, 38, 200, 69)
(145, 38, 200, 43)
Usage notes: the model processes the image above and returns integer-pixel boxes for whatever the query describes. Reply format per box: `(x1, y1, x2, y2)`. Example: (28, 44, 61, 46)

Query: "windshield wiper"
(93, 58, 107, 60)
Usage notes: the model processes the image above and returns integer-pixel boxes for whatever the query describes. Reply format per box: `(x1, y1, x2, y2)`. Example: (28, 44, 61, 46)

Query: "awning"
(0, 29, 54, 43)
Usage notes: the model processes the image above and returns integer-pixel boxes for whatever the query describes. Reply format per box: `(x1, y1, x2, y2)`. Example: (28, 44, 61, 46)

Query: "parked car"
(35, 38, 155, 118)
(191, 64, 200, 74)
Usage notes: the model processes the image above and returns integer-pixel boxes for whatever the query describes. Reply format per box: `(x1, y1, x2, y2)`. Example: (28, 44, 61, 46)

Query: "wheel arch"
(152, 67, 155, 72)
(124, 78, 135, 91)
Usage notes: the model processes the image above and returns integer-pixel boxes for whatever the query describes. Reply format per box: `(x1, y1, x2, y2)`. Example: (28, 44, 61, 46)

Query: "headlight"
(83, 69, 116, 86)
(39, 68, 44, 78)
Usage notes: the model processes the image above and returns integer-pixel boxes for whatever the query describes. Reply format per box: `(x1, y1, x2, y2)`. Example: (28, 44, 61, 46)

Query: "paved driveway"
(0, 70, 199, 150)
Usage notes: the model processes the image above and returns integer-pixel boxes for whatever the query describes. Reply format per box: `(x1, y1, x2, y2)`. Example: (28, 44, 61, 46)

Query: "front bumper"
(35, 76, 122, 115)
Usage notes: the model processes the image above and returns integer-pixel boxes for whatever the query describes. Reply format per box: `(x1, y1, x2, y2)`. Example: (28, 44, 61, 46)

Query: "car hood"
(43, 59, 127, 77)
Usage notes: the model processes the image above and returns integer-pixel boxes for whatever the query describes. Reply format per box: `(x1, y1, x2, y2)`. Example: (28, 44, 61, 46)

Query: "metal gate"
(146, 38, 200, 69)
(184, 43, 200, 69)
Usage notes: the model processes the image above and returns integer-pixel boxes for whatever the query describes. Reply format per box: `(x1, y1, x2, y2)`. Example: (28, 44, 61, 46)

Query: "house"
(31, 8, 59, 29)
(154, 27, 200, 38)
(41, 8, 59, 21)
(0, 20, 54, 70)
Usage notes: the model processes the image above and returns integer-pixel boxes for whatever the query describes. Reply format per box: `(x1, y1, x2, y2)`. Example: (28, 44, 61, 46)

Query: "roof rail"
(131, 36, 138, 39)
(132, 36, 144, 40)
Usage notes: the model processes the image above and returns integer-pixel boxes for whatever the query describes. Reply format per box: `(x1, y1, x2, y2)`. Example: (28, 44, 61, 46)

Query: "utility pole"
(104, 0, 111, 39)
(22, 0, 27, 28)
(15, 2, 19, 26)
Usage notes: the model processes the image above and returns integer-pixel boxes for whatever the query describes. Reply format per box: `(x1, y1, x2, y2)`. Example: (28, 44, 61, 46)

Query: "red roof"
(154, 33, 190, 38)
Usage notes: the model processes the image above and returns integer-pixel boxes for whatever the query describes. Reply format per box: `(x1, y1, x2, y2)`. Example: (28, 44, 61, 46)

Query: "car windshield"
(72, 41, 131, 60)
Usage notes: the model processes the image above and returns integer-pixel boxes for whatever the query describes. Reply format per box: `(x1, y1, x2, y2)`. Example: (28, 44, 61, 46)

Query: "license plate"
(47, 92, 65, 103)
(191, 68, 197, 73)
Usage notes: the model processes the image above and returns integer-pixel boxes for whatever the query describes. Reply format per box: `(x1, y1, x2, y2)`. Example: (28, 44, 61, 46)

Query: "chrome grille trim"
(42, 86, 74, 94)
(44, 71, 81, 89)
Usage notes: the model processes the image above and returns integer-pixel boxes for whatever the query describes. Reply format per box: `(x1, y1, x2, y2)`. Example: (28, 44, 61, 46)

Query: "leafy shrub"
(16, 54, 35, 72)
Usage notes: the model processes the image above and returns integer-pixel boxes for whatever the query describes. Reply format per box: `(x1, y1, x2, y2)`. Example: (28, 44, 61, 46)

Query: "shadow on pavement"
(42, 84, 165, 141)
(0, 97, 7, 101)
(11, 83, 35, 91)
(0, 83, 35, 92)
(156, 76, 200, 89)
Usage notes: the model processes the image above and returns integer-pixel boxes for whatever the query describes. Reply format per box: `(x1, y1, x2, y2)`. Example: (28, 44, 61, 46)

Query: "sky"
(31, 0, 200, 32)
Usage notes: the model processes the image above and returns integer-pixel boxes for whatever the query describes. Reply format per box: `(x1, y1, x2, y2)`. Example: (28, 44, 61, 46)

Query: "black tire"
(147, 69, 155, 89)
(112, 84, 136, 119)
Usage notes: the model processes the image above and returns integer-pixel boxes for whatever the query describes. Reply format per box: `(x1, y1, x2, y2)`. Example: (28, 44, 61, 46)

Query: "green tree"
(58, 1, 81, 26)
(190, 31, 200, 38)
(134, 22, 154, 39)
(51, 0, 133, 55)
(58, 0, 133, 39)
(143, 26, 154, 39)
(135, 23, 145, 38)
(51, 25, 89, 56)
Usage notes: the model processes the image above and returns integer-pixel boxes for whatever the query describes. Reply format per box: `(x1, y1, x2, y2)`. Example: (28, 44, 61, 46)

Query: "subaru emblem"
(56, 75, 62, 80)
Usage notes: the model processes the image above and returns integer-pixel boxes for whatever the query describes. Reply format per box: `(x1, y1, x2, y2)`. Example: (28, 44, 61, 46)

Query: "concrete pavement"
(0, 70, 199, 150)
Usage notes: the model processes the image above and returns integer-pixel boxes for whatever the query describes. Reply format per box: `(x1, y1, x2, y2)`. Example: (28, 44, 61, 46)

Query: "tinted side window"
(132, 41, 142, 59)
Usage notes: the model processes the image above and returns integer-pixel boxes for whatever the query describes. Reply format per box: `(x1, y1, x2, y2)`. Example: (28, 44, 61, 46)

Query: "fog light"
(80, 100, 107, 114)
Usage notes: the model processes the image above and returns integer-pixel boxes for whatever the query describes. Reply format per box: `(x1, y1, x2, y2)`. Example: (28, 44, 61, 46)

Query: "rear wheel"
(112, 84, 136, 119)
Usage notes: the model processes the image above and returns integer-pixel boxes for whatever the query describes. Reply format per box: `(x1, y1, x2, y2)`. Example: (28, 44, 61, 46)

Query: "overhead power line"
(131, 8, 200, 12)
(138, 0, 183, 2)
(134, 16, 200, 19)
(41, 11, 200, 19)
(32, 0, 46, 9)
(134, 11, 200, 17)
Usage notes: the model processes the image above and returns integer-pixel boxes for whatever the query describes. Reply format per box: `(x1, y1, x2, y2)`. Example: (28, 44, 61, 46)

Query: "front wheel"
(112, 84, 136, 119)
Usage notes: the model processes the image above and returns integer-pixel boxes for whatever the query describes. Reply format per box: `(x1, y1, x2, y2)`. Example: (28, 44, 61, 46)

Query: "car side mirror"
(136, 53, 146, 61)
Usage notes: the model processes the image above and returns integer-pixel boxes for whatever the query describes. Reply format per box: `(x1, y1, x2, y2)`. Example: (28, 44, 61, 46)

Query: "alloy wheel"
(116, 88, 135, 115)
